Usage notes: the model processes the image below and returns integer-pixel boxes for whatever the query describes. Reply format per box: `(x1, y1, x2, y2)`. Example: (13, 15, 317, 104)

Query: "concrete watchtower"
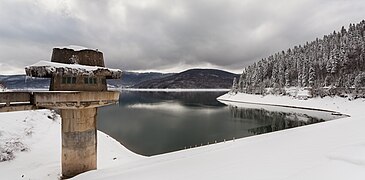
(49, 47, 107, 91)
(25, 46, 122, 178)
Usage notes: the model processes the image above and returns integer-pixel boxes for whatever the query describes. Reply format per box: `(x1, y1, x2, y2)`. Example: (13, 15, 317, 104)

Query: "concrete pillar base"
(61, 108, 97, 178)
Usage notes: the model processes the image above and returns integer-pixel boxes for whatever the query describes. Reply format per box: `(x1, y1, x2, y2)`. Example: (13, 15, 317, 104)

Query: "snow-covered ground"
(0, 109, 143, 179)
(1, 93, 365, 180)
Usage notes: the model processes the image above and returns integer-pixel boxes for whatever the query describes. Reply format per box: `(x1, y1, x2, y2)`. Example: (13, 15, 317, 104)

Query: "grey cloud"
(0, 0, 365, 74)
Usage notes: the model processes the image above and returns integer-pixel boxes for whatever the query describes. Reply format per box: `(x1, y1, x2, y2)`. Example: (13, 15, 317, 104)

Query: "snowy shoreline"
(1, 92, 365, 179)
(218, 97, 344, 114)
(217, 92, 359, 114)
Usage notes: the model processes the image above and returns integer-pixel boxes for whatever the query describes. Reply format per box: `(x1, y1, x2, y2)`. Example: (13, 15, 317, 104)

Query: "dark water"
(97, 91, 344, 156)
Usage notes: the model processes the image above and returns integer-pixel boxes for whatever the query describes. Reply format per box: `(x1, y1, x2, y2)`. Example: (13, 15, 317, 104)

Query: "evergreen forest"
(233, 20, 365, 97)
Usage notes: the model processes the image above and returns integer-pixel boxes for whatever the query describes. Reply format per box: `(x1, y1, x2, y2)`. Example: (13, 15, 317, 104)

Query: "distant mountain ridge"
(0, 75, 50, 90)
(107, 71, 174, 88)
(132, 69, 239, 89)
(0, 72, 171, 90)
(0, 69, 238, 90)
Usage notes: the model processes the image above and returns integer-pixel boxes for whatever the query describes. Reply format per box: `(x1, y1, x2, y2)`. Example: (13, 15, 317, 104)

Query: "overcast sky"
(0, 0, 364, 74)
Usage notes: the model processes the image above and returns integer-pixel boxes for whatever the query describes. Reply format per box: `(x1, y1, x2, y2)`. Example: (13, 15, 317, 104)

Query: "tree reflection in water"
(228, 105, 326, 135)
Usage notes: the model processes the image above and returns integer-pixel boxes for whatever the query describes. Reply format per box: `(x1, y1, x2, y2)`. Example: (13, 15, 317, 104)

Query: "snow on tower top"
(55, 45, 92, 51)
(25, 61, 122, 79)
(25, 47, 122, 79)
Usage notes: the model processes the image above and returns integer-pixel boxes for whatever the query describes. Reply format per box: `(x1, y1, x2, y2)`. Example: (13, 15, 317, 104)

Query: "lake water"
(97, 91, 345, 156)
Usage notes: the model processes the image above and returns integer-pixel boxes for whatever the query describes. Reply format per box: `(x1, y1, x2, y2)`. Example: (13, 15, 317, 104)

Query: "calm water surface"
(97, 91, 343, 156)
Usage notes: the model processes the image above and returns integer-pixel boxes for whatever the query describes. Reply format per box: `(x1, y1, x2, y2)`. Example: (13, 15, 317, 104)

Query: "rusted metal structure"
(0, 47, 122, 178)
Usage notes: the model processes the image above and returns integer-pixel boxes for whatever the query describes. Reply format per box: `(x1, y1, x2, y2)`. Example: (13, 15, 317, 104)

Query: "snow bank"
(0, 110, 143, 179)
(284, 87, 311, 99)
(217, 93, 354, 114)
(0, 110, 61, 179)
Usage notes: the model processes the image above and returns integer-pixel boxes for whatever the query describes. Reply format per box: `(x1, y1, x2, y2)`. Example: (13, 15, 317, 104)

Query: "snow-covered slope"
(0, 110, 61, 179)
(0, 110, 143, 179)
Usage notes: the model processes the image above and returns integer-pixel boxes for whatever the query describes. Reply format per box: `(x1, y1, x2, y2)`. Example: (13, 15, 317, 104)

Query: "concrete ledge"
(0, 91, 120, 111)
(34, 91, 119, 109)
(0, 104, 37, 112)
(0, 92, 32, 104)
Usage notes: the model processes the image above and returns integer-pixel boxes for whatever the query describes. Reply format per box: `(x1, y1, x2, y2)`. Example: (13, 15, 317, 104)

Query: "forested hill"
(133, 69, 239, 89)
(107, 71, 174, 87)
(233, 20, 365, 97)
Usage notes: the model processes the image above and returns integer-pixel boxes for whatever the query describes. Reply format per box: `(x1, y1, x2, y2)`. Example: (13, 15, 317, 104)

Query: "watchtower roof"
(25, 46, 122, 79)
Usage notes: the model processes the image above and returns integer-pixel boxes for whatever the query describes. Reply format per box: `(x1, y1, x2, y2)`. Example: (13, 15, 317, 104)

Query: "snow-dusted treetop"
(25, 61, 122, 79)
(54, 45, 94, 51)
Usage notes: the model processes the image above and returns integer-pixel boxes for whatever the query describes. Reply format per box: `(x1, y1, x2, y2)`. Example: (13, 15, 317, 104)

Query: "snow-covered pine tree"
(309, 63, 316, 87)
(325, 60, 332, 86)
(330, 47, 340, 75)
(278, 58, 285, 87)
(231, 77, 238, 93)
(272, 61, 279, 88)
(297, 57, 302, 87)
(285, 69, 290, 87)
(238, 70, 246, 93)
(302, 59, 308, 87)
(354, 72, 365, 89)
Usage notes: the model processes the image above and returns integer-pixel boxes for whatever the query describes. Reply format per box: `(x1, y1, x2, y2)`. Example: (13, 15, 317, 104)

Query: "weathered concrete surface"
(51, 48, 105, 67)
(0, 91, 119, 111)
(0, 104, 37, 112)
(0, 92, 32, 104)
(0, 92, 34, 112)
(61, 108, 97, 178)
(33, 91, 119, 109)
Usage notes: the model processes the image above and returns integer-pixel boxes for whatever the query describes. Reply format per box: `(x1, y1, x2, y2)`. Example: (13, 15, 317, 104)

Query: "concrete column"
(60, 108, 97, 178)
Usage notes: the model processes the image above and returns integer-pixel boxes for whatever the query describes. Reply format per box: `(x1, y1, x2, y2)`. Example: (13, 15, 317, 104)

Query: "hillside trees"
(234, 20, 365, 97)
